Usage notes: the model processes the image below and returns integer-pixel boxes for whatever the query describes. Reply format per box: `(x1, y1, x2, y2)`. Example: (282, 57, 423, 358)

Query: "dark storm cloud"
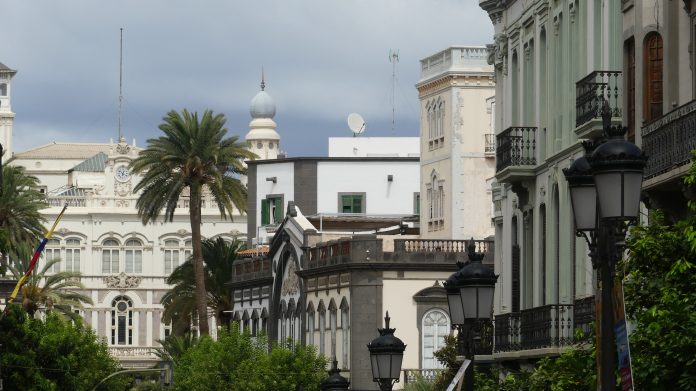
(1, 0, 493, 156)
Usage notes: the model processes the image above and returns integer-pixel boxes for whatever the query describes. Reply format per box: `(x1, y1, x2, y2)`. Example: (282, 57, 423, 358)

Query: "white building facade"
(0, 62, 16, 161)
(479, 0, 622, 362)
(416, 47, 496, 241)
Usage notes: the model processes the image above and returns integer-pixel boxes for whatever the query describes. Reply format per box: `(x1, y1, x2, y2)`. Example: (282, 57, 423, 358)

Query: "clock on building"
(115, 166, 131, 182)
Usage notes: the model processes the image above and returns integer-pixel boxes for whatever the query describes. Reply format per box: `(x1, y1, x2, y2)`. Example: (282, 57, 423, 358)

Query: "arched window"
(102, 239, 120, 273)
(44, 239, 61, 273)
(184, 240, 192, 262)
(329, 300, 337, 358)
(422, 309, 450, 369)
(644, 32, 663, 123)
(111, 296, 133, 345)
(340, 299, 349, 368)
(307, 304, 315, 346)
(318, 302, 326, 356)
(125, 239, 143, 273)
(164, 240, 180, 274)
(438, 100, 445, 138)
(65, 238, 81, 272)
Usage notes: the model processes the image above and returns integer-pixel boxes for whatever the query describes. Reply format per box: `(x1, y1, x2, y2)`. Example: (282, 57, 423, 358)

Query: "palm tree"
(154, 333, 200, 362)
(8, 257, 92, 320)
(161, 238, 243, 335)
(0, 164, 47, 262)
(131, 109, 255, 335)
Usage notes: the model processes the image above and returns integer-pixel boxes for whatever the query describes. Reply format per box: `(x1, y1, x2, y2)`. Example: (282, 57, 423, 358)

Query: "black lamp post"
(367, 312, 406, 391)
(563, 110, 646, 390)
(320, 359, 350, 391)
(444, 239, 497, 391)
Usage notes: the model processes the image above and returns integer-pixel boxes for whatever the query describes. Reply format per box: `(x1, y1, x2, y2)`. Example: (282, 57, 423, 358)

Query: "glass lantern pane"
(623, 171, 643, 219)
(461, 287, 478, 319)
(447, 294, 465, 325)
(477, 286, 495, 319)
(377, 354, 391, 379)
(569, 185, 597, 230)
(390, 353, 404, 379)
(594, 172, 622, 218)
(370, 354, 378, 379)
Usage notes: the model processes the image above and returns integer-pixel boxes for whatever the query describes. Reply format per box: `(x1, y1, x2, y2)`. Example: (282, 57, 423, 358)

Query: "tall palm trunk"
(189, 184, 210, 336)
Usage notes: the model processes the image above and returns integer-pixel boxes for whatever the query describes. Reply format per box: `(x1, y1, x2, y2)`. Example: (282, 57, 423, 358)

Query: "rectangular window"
(44, 248, 61, 273)
(65, 249, 80, 272)
(261, 196, 284, 225)
(118, 315, 127, 345)
(102, 250, 119, 273)
(164, 250, 179, 274)
(339, 193, 365, 214)
(125, 250, 142, 273)
(414, 192, 421, 214)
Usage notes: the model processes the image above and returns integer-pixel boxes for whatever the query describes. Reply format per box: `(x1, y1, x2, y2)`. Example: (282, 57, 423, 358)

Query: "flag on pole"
(2, 204, 68, 315)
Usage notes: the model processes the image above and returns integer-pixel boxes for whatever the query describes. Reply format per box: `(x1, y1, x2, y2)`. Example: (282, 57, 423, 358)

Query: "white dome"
(250, 90, 276, 119)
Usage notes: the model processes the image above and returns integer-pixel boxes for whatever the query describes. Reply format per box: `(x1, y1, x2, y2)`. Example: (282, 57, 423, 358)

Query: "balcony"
(402, 369, 444, 385)
(575, 70, 622, 139)
(641, 99, 696, 187)
(573, 296, 595, 339)
(494, 303, 581, 356)
(495, 126, 537, 184)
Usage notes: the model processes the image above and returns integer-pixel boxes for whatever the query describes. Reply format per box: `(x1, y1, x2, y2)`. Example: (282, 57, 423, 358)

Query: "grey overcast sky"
(2, 0, 493, 157)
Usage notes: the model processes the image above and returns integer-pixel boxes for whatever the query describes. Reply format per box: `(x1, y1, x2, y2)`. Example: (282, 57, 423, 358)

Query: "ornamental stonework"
(280, 259, 299, 296)
(103, 272, 141, 289)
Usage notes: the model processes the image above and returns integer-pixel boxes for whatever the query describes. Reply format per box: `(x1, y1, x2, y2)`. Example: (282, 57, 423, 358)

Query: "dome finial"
(260, 66, 265, 91)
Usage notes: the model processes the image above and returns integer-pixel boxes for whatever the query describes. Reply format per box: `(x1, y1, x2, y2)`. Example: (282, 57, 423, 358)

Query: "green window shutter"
(273, 198, 283, 222)
(341, 196, 351, 213)
(261, 199, 270, 225)
(353, 196, 362, 213)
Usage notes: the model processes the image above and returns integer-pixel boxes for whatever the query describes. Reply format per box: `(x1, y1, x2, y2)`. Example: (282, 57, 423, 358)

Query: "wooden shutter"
(644, 33, 663, 123)
(273, 198, 283, 222)
(261, 199, 269, 225)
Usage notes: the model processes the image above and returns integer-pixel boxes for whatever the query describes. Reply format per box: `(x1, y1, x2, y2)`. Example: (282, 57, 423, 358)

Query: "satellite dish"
(347, 113, 366, 136)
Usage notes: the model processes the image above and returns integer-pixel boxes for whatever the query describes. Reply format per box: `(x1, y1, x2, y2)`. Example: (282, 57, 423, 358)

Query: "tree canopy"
(0, 306, 128, 391)
(131, 109, 255, 336)
(172, 328, 327, 391)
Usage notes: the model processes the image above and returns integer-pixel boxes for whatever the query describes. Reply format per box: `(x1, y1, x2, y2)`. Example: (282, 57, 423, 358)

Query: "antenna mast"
(389, 49, 399, 134)
(118, 27, 124, 142)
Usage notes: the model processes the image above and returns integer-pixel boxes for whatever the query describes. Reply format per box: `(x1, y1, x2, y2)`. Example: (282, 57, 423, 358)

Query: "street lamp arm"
(91, 368, 165, 391)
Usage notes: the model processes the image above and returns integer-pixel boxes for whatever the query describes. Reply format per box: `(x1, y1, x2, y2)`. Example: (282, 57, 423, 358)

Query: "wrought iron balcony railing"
(495, 126, 537, 172)
(576, 70, 622, 128)
(573, 296, 595, 339)
(519, 304, 574, 350)
(494, 312, 521, 352)
(642, 99, 696, 180)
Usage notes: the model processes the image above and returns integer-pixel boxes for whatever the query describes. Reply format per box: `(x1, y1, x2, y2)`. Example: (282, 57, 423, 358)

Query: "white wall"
(316, 160, 420, 215)
(328, 137, 420, 158)
(255, 162, 295, 225)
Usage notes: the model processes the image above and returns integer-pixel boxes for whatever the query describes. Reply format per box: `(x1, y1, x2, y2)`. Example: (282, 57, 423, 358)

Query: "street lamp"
(320, 359, 350, 391)
(444, 239, 497, 391)
(367, 312, 406, 391)
(563, 114, 646, 391)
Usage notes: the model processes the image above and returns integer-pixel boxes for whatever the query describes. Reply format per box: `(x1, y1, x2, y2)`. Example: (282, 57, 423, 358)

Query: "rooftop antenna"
(118, 27, 124, 142)
(389, 49, 399, 134)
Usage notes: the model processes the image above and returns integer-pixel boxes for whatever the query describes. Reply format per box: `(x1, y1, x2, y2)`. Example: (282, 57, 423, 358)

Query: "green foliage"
(7, 257, 92, 319)
(172, 327, 326, 391)
(431, 334, 458, 390)
(161, 238, 243, 334)
(404, 374, 434, 391)
(0, 164, 47, 262)
(153, 333, 199, 361)
(131, 109, 256, 335)
(0, 306, 128, 391)
(621, 155, 696, 390)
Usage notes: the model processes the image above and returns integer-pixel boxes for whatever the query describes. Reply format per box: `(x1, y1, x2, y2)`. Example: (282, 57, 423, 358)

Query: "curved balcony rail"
(496, 127, 537, 172)
(520, 304, 574, 350)
(494, 312, 521, 352)
(576, 70, 622, 128)
(642, 99, 696, 180)
(573, 296, 596, 340)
